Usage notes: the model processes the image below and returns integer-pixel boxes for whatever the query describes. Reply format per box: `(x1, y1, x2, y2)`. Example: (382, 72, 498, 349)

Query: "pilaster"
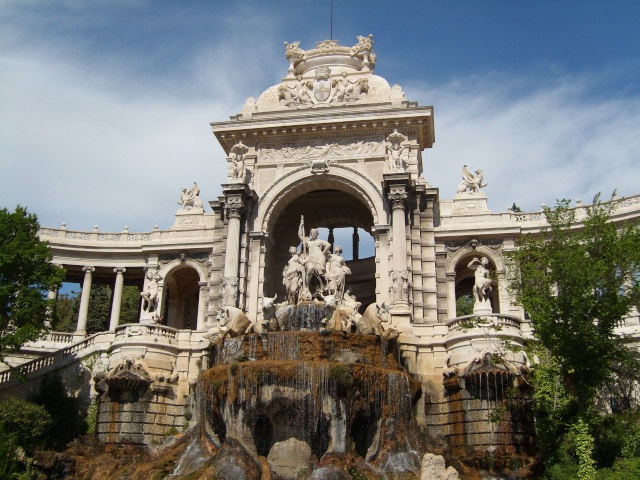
(221, 183, 257, 308)
(384, 172, 412, 333)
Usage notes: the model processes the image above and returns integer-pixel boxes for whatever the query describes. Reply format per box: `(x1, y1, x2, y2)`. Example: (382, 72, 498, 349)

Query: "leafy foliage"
(30, 373, 88, 450)
(52, 291, 79, 332)
(52, 284, 141, 333)
(512, 195, 640, 410)
(0, 206, 65, 362)
(511, 194, 640, 476)
(456, 293, 474, 316)
(85, 284, 111, 334)
(119, 285, 141, 324)
(0, 397, 52, 454)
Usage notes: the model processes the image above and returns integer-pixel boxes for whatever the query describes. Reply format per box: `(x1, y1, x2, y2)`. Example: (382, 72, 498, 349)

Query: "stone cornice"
(211, 105, 434, 154)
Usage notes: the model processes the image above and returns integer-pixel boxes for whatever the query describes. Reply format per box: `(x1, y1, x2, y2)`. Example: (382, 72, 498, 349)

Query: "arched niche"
(159, 261, 206, 329)
(446, 245, 504, 317)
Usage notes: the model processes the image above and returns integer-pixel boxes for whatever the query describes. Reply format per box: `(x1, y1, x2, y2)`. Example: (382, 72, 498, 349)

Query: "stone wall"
(96, 389, 191, 446)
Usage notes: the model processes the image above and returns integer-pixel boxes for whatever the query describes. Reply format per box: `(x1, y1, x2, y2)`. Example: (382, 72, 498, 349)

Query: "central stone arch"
(245, 165, 388, 321)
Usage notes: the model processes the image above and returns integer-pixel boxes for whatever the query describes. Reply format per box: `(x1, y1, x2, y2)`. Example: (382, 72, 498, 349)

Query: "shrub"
(0, 397, 52, 454)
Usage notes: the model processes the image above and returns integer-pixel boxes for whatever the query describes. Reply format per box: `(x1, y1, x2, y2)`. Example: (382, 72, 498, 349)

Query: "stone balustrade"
(0, 325, 208, 396)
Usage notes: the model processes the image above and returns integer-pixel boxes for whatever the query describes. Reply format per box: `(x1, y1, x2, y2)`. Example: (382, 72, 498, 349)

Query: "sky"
(1, 0, 639, 233)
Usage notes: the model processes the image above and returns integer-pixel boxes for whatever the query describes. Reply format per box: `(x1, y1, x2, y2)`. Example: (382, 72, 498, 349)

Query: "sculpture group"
(204, 215, 400, 343)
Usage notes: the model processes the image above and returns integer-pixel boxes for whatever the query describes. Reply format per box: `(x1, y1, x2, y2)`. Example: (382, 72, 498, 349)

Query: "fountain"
(187, 221, 426, 479)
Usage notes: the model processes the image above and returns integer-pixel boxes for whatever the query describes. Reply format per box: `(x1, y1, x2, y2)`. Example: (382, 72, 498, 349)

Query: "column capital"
(114, 267, 127, 274)
(82, 266, 95, 274)
(387, 187, 409, 210)
(225, 196, 246, 219)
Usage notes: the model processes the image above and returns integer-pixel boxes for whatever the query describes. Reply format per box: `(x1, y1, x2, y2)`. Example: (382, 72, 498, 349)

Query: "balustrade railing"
(45, 332, 74, 344)
(509, 193, 640, 223)
(0, 333, 101, 386)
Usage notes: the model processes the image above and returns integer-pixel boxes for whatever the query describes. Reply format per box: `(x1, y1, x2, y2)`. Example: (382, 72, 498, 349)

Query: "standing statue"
(230, 141, 249, 180)
(457, 164, 487, 194)
(468, 257, 493, 308)
(140, 270, 162, 313)
(326, 245, 351, 300)
(298, 216, 331, 296)
(283, 246, 304, 304)
(177, 182, 203, 209)
(386, 129, 407, 170)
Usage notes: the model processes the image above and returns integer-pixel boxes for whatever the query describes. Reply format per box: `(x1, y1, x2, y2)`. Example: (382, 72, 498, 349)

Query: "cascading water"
(191, 302, 424, 479)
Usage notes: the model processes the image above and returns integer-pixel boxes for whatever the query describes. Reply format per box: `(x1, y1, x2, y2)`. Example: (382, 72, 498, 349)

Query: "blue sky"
(1, 1, 639, 232)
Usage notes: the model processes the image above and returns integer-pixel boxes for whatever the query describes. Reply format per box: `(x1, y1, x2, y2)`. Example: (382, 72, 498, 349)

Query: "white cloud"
(1, 3, 638, 234)
(0, 9, 285, 232)
(408, 70, 640, 212)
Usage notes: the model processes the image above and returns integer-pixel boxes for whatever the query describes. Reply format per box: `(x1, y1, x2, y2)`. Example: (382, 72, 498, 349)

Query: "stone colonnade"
(46, 265, 139, 338)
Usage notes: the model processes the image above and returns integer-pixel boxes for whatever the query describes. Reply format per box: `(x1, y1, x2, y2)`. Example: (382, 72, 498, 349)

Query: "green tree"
(119, 285, 141, 324)
(30, 373, 88, 450)
(0, 206, 65, 364)
(511, 194, 640, 475)
(0, 397, 51, 479)
(456, 293, 474, 316)
(0, 396, 52, 454)
(513, 195, 640, 410)
(52, 291, 79, 332)
(85, 284, 111, 334)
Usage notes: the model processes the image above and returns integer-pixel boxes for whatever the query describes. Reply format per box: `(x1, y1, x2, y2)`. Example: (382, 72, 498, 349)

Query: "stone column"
(46, 288, 58, 328)
(388, 185, 410, 311)
(222, 195, 245, 307)
(446, 272, 457, 318)
(109, 267, 126, 331)
(352, 227, 359, 260)
(197, 281, 208, 330)
(76, 266, 95, 336)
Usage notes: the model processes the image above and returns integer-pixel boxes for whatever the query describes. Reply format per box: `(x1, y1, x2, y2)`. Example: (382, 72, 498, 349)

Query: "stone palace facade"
(2, 35, 639, 454)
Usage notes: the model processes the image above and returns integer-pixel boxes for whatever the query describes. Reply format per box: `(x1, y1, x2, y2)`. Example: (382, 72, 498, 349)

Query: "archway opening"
(263, 189, 376, 310)
(162, 266, 200, 329)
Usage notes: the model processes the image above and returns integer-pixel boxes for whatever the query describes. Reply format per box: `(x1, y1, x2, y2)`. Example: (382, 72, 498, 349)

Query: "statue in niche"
(177, 182, 203, 210)
(297, 216, 331, 297)
(282, 246, 304, 304)
(326, 245, 351, 300)
(386, 130, 407, 171)
(230, 141, 249, 180)
(140, 270, 162, 313)
(457, 164, 487, 194)
(468, 256, 493, 309)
